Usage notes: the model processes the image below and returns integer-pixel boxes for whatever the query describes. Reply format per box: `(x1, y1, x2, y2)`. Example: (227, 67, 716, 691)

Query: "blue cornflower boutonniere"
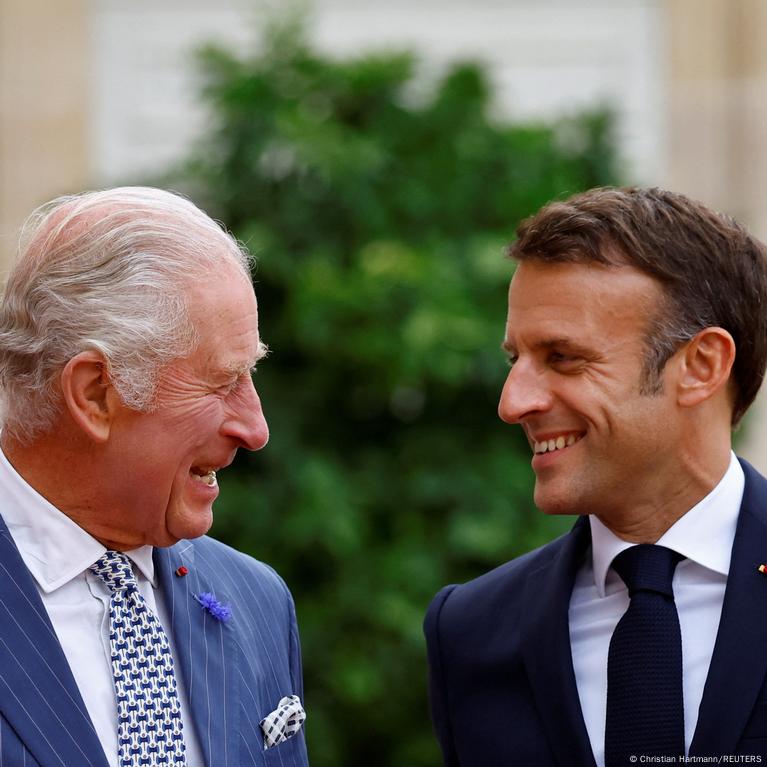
(195, 592, 233, 623)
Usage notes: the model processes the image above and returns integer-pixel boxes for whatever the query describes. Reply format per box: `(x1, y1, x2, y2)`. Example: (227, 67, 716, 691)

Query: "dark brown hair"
(507, 186, 767, 425)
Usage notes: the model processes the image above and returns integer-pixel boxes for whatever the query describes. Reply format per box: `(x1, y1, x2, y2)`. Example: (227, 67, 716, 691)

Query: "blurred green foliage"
(170, 14, 621, 766)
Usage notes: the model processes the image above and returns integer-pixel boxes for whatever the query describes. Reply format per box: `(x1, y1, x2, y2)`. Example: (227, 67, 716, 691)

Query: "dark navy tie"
(605, 544, 685, 766)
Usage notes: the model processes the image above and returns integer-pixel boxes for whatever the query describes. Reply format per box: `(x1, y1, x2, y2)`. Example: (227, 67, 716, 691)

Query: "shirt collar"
(590, 452, 744, 597)
(0, 443, 157, 592)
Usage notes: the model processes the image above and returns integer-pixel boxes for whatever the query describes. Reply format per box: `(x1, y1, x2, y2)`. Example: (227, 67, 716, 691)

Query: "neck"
(595, 444, 732, 544)
(0, 427, 134, 550)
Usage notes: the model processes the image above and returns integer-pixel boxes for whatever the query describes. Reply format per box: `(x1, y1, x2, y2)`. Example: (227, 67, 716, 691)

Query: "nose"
(498, 361, 552, 424)
(223, 375, 269, 450)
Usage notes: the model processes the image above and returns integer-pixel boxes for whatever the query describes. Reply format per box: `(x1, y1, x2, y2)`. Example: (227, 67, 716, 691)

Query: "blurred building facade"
(2, 0, 766, 465)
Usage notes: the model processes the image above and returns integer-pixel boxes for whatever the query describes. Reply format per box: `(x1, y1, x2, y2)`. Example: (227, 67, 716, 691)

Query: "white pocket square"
(260, 694, 307, 749)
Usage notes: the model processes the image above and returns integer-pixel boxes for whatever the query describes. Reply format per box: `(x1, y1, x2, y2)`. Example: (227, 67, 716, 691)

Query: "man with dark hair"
(425, 187, 767, 766)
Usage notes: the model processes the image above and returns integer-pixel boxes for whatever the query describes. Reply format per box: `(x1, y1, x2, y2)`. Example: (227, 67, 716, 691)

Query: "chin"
(164, 507, 214, 545)
(534, 489, 583, 516)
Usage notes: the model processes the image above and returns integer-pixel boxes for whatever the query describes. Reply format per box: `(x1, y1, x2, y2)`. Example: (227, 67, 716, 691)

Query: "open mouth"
(190, 466, 218, 487)
(533, 433, 584, 455)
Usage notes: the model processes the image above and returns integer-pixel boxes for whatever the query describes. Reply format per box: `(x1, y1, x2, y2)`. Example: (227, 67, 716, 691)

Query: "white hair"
(0, 186, 253, 442)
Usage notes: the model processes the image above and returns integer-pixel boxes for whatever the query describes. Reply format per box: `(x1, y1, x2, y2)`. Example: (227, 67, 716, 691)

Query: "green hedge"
(168, 15, 621, 766)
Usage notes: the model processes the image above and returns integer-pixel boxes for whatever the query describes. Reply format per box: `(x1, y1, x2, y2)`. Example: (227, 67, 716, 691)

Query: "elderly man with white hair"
(0, 188, 309, 767)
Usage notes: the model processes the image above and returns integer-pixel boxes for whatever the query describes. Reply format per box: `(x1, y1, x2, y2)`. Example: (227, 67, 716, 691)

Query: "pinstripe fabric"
(0, 523, 109, 767)
(0, 515, 309, 767)
(156, 537, 309, 766)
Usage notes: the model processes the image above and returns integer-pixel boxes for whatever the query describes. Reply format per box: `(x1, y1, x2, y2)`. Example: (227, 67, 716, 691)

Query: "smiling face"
(499, 260, 686, 522)
(100, 264, 269, 548)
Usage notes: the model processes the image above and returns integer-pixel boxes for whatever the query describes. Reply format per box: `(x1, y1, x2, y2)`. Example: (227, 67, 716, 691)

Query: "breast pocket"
(262, 731, 308, 766)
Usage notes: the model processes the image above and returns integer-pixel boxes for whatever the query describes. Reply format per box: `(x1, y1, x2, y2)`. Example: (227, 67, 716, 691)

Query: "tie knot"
(90, 550, 138, 593)
(611, 544, 683, 598)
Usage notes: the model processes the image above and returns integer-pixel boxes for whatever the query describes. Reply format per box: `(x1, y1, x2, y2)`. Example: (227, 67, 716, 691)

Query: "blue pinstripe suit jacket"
(0, 515, 310, 767)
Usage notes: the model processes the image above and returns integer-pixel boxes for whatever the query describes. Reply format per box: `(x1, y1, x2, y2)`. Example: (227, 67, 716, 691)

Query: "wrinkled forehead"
(509, 259, 662, 300)
(151, 269, 265, 391)
(186, 262, 261, 338)
(506, 260, 665, 341)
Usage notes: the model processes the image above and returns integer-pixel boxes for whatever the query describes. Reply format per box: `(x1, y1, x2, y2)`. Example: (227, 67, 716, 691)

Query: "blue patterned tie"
(90, 551, 186, 766)
(605, 544, 685, 766)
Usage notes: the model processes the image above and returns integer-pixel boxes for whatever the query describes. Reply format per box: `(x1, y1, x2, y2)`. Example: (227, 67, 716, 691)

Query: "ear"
(59, 351, 121, 442)
(676, 327, 736, 411)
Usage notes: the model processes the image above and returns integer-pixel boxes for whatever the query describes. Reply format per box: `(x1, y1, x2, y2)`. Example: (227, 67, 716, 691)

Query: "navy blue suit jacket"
(0, 516, 309, 767)
(425, 459, 767, 765)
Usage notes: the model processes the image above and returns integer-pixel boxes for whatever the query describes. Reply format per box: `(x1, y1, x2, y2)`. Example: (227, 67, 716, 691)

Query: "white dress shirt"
(0, 445, 205, 767)
(569, 452, 744, 767)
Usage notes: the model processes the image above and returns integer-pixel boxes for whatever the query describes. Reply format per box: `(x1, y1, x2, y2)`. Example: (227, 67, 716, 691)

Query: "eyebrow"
(500, 337, 594, 356)
(254, 340, 270, 364)
(221, 341, 270, 377)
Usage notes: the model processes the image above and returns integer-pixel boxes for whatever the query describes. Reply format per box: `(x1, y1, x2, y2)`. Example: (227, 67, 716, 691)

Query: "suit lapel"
(520, 517, 597, 767)
(156, 541, 241, 767)
(690, 459, 767, 756)
(0, 520, 108, 767)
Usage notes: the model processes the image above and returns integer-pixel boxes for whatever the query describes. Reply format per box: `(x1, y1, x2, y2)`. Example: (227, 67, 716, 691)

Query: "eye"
(218, 377, 240, 395)
(548, 351, 582, 369)
(505, 353, 518, 369)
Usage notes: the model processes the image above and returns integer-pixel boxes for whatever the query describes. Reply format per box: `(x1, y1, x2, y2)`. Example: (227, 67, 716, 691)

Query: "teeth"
(191, 469, 217, 487)
(533, 435, 581, 454)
